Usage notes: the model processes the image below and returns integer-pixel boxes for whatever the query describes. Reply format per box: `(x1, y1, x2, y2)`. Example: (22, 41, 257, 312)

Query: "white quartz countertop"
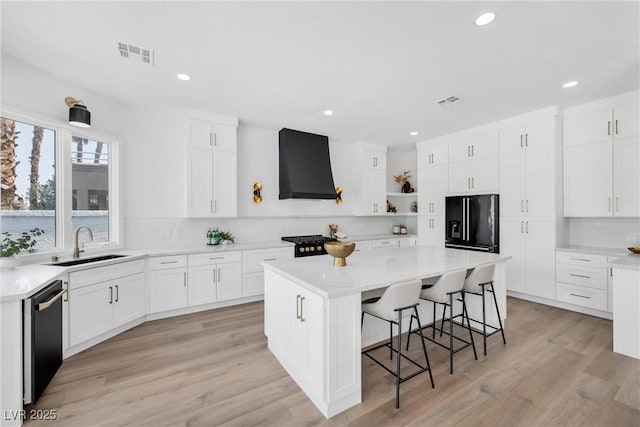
(262, 246, 511, 298)
(557, 245, 631, 257)
(340, 233, 416, 242)
(609, 254, 640, 270)
(143, 240, 294, 256)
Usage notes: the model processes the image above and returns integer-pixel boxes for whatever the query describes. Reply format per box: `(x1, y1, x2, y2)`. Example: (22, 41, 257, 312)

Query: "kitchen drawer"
(556, 251, 607, 268)
(352, 241, 371, 252)
(70, 259, 145, 288)
(148, 255, 188, 270)
(243, 247, 293, 273)
(556, 283, 607, 311)
(372, 239, 401, 249)
(189, 251, 241, 266)
(557, 264, 607, 290)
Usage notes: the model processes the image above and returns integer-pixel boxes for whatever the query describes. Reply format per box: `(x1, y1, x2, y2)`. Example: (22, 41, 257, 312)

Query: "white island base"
(263, 246, 510, 418)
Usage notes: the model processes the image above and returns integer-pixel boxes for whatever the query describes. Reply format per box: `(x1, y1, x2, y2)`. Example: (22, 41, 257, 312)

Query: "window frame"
(1, 106, 122, 263)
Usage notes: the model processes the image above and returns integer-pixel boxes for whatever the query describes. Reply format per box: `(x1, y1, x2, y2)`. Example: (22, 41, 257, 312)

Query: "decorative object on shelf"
(65, 97, 91, 128)
(410, 200, 418, 213)
(253, 182, 263, 203)
(628, 246, 640, 254)
(393, 170, 415, 193)
(328, 224, 339, 239)
(335, 186, 343, 204)
(386, 199, 396, 213)
(400, 226, 407, 234)
(324, 241, 356, 267)
(1, 228, 44, 270)
(393, 225, 401, 234)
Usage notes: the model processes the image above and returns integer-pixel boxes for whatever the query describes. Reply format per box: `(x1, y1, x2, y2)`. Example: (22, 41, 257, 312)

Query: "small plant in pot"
(212, 229, 235, 245)
(1, 228, 44, 269)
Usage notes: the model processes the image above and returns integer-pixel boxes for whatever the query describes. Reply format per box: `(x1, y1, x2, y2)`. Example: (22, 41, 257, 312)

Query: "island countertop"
(263, 246, 511, 298)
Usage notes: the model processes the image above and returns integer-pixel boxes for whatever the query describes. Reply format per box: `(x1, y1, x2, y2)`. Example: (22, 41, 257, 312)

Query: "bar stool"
(406, 269, 477, 375)
(361, 279, 435, 408)
(462, 263, 506, 356)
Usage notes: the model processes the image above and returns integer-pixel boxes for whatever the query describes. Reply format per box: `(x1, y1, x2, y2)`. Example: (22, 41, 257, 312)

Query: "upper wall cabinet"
(417, 140, 448, 169)
(563, 92, 639, 217)
(448, 131, 498, 194)
(355, 144, 387, 215)
(186, 118, 238, 218)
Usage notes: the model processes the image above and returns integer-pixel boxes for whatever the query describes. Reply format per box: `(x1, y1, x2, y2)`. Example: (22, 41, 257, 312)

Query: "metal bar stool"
(361, 279, 435, 408)
(406, 269, 477, 375)
(460, 263, 506, 356)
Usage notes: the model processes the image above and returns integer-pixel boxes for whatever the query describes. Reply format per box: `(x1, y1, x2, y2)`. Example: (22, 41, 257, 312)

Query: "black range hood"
(279, 128, 337, 200)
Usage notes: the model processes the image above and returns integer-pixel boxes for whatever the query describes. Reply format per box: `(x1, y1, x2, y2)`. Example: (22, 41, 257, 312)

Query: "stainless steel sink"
(51, 254, 128, 266)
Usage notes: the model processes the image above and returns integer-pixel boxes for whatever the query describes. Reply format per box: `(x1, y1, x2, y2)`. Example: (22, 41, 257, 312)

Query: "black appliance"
(23, 280, 65, 404)
(445, 194, 499, 253)
(279, 128, 337, 200)
(282, 235, 337, 257)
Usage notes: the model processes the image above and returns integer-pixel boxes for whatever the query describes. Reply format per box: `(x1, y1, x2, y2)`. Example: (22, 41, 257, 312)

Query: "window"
(71, 136, 110, 246)
(0, 118, 57, 250)
(1, 113, 119, 257)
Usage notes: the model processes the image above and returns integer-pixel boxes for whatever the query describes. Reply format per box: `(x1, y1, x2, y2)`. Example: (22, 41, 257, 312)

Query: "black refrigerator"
(445, 194, 499, 253)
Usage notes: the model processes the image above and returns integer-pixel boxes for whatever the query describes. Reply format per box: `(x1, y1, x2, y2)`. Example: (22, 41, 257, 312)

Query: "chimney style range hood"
(279, 128, 337, 200)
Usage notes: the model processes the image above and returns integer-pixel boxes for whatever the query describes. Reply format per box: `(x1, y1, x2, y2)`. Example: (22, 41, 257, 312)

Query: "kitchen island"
(263, 246, 511, 418)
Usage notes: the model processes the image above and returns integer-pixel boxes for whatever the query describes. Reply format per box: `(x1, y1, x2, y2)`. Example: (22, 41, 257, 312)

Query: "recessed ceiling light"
(410, 131, 418, 136)
(562, 81, 579, 88)
(176, 73, 191, 81)
(475, 12, 496, 26)
(323, 110, 334, 116)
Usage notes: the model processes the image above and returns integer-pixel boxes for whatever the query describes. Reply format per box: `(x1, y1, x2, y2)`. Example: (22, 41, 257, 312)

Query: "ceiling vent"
(435, 95, 461, 108)
(117, 42, 154, 65)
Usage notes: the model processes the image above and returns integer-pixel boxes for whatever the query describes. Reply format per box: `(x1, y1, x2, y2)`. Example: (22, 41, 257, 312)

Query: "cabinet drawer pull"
(570, 258, 591, 262)
(471, 145, 475, 156)
(115, 284, 119, 302)
(209, 257, 224, 260)
(263, 258, 277, 261)
(160, 260, 178, 265)
(300, 296, 306, 322)
(520, 134, 523, 148)
(109, 286, 113, 304)
(525, 134, 528, 147)
(471, 177, 475, 189)
(296, 294, 301, 319)
(615, 119, 618, 135)
(570, 293, 590, 299)
(607, 121, 611, 136)
(569, 274, 591, 279)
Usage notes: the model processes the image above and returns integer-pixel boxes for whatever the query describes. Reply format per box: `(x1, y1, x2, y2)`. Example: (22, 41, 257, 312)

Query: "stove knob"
(299, 247, 304, 253)
(304, 247, 310, 252)
(311, 247, 316, 252)
(317, 246, 322, 251)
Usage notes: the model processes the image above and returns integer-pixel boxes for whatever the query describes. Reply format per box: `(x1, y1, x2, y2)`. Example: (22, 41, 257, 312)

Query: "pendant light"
(65, 97, 91, 128)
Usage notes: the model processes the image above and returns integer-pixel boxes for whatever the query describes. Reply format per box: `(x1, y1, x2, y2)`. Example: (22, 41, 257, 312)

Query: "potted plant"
(393, 170, 414, 193)
(1, 228, 44, 269)
(212, 229, 235, 246)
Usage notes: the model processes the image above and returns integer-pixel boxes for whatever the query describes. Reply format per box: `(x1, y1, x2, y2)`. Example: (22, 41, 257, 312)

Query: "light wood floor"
(26, 298, 639, 426)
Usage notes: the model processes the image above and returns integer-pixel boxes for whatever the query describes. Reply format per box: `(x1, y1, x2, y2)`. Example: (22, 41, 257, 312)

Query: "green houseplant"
(213, 229, 235, 245)
(1, 228, 44, 269)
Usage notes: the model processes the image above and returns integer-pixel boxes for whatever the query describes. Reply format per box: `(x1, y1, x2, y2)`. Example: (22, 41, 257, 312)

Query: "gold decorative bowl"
(324, 241, 356, 267)
(628, 246, 640, 254)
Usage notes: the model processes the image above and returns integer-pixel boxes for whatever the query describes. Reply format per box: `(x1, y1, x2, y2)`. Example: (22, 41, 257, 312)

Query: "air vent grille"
(436, 95, 461, 108)
(117, 42, 154, 65)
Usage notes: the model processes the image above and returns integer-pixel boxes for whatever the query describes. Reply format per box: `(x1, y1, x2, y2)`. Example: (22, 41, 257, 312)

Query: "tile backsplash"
(569, 217, 640, 248)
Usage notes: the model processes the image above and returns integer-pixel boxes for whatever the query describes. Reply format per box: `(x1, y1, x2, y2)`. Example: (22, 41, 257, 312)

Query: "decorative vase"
(0, 256, 20, 270)
(402, 181, 411, 193)
(222, 240, 233, 246)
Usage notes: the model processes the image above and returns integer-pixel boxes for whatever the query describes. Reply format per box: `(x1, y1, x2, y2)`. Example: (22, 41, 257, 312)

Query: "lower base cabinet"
(555, 250, 612, 313)
(149, 265, 188, 313)
(69, 260, 146, 347)
(242, 247, 294, 297)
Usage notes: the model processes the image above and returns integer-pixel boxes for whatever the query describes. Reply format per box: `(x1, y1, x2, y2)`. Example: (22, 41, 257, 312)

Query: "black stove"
(282, 235, 337, 257)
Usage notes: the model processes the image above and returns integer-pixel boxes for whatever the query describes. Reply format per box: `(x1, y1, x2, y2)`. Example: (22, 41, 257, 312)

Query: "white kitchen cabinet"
(188, 252, 242, 306)
(555, 251, 609, 312)
(501, 218, 555, 299)
(68, 260, 146, 347)
(448, 131, 498, 194)
(418, 165, 448, 217)
(499, 119, 554, 155)
(355, 144, 387, 216)
(563, 93, 639, 217)
(149, 255, 188, 313)
(417, 141, 448, 169)
(417, 215, 444, 247)
(186, 118, 238, 218)
(242, 247, 294, 297)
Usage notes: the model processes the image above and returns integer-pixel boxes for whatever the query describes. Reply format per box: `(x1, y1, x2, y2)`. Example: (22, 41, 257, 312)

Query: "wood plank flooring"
(25, 298, 640, 426)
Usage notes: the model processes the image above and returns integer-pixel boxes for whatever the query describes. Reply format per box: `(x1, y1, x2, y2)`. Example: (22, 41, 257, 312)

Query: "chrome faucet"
(73, 226, 94, 258)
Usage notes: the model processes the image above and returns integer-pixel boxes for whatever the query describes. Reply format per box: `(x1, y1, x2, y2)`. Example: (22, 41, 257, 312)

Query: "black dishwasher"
(24, 280, 65, 404)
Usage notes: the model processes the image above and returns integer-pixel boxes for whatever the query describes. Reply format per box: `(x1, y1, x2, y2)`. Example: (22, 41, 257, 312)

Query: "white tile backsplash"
(124, 216, 417, 249)
(569, 217, 640, 248)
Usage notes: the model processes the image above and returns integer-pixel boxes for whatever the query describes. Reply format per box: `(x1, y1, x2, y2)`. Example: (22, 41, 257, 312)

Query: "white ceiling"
(1, 1, 638, 147)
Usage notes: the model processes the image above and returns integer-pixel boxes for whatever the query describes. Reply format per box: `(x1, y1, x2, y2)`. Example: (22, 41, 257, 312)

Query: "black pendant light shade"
(65, 97, 91, 128)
